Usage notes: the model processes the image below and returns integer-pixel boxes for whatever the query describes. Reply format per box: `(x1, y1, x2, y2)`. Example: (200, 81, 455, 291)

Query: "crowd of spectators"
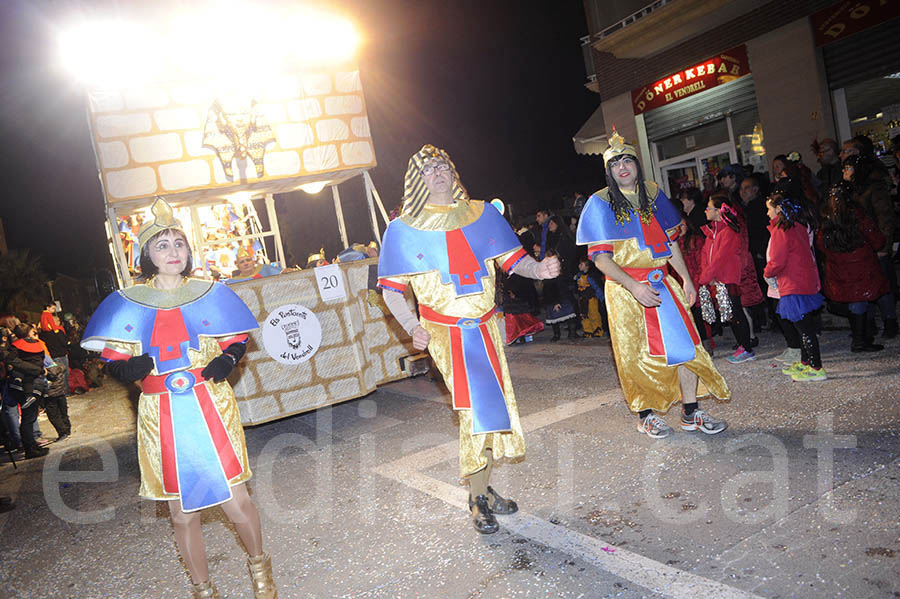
(0, 305, 103, 471)
(502, 132, 899, 383)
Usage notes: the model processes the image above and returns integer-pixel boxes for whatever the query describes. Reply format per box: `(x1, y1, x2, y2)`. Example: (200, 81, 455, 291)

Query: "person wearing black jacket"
(7, 323, 50, 458)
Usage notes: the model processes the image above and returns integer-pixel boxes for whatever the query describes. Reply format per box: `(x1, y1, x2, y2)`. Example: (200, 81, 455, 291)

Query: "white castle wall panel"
(95, 114, 153, 138)
(154, 107, 202, 131)
(263, 151, 302, 177)
(183, 131, 216, 157)
(341, 141, 374, 166)
(301, 73, 333, 96)
(170, 85, 210, 106)
(314, 346, 360, 379)
(328, 377, 361, 401)
(159, 159, 211, 190)
(97, 141, 130, 169)
(350, 116, 371, 138)
(130, 133, 184, 163)
(325, 95, 363, 116)
(276, 123, 314, 149)
(279, 385, 327, 413)
(231, 369, 259, 396)
(256, 103, 287, 124)
(124, 88, 171, 110)
(316, 309, 345, 346)
(315, 119, 349, 142)
(106, 167, 158, 198)
(287, 98, 322, 121)
(259, 75, 301, 101)
(302, 144, 340, 172)
(335, 71, 362, 93)
(89, 91, 124, 113)
(256, 359, 313, 390)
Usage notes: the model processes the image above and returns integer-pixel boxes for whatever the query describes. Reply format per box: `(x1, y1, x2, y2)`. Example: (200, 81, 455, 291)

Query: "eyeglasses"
(421, 162, 451, 176)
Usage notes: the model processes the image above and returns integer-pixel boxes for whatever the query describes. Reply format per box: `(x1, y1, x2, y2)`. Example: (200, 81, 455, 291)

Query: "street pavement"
(2, 322, 899, 598)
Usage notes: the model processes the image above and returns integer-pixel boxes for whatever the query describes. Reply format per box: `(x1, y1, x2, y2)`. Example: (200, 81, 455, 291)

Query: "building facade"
(574, 0, 900, 198)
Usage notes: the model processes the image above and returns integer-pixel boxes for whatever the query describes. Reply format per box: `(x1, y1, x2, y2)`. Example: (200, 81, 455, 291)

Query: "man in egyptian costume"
(378, 144, 560, 534)
(576, 132, 730, 439)
(81, 199, 276, 599)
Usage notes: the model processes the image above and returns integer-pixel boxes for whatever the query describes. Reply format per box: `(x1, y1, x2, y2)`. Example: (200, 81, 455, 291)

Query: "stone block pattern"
(230, 259, 414, 426)
(87, 69, 376, 203)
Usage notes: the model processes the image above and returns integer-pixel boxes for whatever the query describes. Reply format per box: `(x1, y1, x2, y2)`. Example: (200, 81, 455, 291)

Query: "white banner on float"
(262, 304, 322, 365)
(314, 264, 348, 302)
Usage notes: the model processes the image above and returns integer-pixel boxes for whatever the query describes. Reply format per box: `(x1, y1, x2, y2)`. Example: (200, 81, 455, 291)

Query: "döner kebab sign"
(631, 45, 751, 115)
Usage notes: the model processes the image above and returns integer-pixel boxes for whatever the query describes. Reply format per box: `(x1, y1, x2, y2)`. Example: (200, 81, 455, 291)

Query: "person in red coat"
(765, 193, 826, 381)
(699, 192, 755, 363)
(817, 181, 889, 352)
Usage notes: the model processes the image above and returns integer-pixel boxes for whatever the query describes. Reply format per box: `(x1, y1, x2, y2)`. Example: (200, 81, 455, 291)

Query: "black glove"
(106, 353, 155, 383)
(201, 342, 246, 383)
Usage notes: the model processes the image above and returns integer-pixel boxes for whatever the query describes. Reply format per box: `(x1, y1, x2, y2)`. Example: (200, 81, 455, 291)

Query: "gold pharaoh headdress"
(138, 197, 186, 248)
(236, 246, 253, 260)
(602, 128, 638, 165)
(401, 144, 469, 218)
(307, 247, 326, 265)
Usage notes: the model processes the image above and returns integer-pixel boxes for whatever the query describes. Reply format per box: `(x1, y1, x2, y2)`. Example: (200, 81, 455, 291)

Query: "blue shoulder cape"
(576, 186, 682, 259)
(378, 201, 522, 297)
(82, 280, 258, 374)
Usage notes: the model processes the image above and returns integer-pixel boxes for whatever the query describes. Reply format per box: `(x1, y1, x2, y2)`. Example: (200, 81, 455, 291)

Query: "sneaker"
(637, 413, 672, 439)
(727, 347, 756, 364)
(681, 409, 728, 434)
(55, 433, 70, 443)
(774, 348, 801, 363)
(781, 361, 805, 376)
(792, 366, 827, 382)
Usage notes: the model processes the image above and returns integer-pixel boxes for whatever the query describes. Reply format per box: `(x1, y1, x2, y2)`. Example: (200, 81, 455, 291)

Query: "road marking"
(374, 392, 763, 599)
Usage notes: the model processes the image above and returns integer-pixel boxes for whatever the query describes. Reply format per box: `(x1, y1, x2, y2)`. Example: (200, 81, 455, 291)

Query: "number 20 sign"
(314, 263, 348, 302)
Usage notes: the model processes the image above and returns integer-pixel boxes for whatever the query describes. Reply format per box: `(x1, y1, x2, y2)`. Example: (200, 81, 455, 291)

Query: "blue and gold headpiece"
(138, 197, 186, 248)
(603, 128, 638, 165)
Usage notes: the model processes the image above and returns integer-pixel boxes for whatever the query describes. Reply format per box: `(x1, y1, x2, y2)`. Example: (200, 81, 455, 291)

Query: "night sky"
(0, 0, 605, 279)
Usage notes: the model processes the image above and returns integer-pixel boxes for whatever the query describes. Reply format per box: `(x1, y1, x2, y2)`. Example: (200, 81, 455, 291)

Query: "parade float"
(64, 5, 422, 424)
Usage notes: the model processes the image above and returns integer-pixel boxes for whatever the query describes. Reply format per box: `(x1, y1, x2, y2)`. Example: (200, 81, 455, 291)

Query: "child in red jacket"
(699, 193, 755, 363)
(764, 192, 826, 381)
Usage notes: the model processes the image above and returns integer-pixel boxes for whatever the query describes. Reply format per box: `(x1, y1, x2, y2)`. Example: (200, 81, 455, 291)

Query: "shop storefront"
(814, 1, 900, 161)
(631, 45, 765, 199)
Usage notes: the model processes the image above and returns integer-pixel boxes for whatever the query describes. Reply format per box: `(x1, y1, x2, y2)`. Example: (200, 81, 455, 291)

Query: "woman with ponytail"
(698, 192, 756, 363)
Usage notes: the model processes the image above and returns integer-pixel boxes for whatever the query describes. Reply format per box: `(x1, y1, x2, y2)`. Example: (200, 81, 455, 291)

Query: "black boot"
(469, 486, 519, 515)
(550, 323, 560, 342)
(566, 320, 582, 339)
(24, 445, 49, 459)
(883, 318, 898, 339)
(470, 495, 499, 534)
(850, 313, 883, 352)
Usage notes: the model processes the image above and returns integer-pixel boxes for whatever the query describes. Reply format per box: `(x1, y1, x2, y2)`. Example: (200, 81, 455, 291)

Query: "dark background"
(0, 0, 605, 279)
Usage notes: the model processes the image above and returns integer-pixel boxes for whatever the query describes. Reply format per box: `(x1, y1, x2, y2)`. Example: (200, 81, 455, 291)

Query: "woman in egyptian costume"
(81, 199, 277, 599)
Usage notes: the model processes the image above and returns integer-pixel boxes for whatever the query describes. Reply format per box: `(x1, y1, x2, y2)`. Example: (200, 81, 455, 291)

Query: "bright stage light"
(299, 181, 328, 195)
(59, 5, 360, 89)
(283, 10, 361, 66)
(58, 21, 161, 88)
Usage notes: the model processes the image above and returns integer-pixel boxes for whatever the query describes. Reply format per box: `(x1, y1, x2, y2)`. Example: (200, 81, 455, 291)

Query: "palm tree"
(0, 249, 50, 313)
